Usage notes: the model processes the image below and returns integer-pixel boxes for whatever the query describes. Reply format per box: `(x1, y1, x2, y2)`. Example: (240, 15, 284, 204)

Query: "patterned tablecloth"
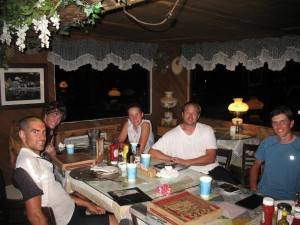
(129, 182, 271, 225)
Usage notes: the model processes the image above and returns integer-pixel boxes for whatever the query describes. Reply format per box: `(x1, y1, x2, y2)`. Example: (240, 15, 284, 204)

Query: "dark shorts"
(68, 205, 110, 225)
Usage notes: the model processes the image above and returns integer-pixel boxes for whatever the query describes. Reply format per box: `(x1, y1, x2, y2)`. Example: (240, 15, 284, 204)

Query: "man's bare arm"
(148, 148, 173, 161)
(250, 160, 263, 191)
(171, 149, 216, 166)
(25, 196, 48, 225)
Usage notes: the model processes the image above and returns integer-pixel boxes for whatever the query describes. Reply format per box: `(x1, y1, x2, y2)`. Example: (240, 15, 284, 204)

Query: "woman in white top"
(118, 103, 154, 155)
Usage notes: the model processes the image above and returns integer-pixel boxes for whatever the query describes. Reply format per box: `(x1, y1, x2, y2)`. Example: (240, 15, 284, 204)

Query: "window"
(55, 64, 151, 122)
(190, 61, 300, 131)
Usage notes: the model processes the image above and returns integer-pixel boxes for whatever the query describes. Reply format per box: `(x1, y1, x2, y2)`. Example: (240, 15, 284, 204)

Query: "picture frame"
(0, 64, 47, 109)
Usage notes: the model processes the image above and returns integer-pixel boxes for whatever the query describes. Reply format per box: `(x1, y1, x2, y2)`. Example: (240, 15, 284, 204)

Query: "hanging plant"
(0, 0, 126, 69)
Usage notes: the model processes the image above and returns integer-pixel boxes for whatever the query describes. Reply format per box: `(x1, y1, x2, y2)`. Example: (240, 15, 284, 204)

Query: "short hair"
(270, 105, 294, 122)
(19, 116, 44, 131)
(127, 102, 144, 113)
(181, 101, 201, 114)
(41, 101, 67, 121)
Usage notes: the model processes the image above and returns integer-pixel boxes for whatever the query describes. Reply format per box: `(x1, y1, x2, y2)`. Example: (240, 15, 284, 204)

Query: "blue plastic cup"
(66, 144, 74, 155)
(199, 176, 212, 198)
(141, 154, 151, 167)
(127, 163, 137, 181)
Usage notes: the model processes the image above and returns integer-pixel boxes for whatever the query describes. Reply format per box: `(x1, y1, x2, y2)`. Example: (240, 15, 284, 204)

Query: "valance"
(181, 36, 300, 71)
(47, 39, 158, 71)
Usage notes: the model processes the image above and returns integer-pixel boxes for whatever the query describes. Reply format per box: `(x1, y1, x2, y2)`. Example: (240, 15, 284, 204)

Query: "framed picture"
(0, 64, 47, 108)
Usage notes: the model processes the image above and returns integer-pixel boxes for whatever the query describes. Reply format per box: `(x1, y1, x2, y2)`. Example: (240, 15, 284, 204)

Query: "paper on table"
(90, 165, 119, 174)
(156, 166, 179, 178)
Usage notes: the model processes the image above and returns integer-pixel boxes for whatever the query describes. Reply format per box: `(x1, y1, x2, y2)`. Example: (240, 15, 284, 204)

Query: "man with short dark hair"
(149, 101, 239, 184)
(13, 116, 117, 225)
(250, 106, 300, 200)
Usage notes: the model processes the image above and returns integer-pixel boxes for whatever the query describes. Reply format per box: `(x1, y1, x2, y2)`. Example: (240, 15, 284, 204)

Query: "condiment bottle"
(278, 210, 289, 225)
(123, 145, 129, 162)
(292, 206, 300, 225)
(277, 203, 292, 224)
(261, 197, 274, 225)
(134, 144, 141, 164)
(109, 138, 119, 165)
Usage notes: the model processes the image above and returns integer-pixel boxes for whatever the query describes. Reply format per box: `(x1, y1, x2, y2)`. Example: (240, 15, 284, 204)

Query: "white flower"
(32, 15, 51, 48)
(50, 12, 60, 30)
(0, 22, 12, 45)
(15, 24, 29, 51)
(36, 0, 45, 8)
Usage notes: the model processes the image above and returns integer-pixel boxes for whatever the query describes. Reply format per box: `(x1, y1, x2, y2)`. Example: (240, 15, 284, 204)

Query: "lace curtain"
(181, 36, 300, 71)
(47, 39, 158, 71)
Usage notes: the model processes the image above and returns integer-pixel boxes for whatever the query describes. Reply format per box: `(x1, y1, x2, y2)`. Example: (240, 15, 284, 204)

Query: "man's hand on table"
(171, 157, 190, 166)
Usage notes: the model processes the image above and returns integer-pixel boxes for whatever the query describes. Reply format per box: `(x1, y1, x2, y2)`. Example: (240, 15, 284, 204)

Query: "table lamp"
(160, 91, 178, 126)
(228, 98, 249, 133)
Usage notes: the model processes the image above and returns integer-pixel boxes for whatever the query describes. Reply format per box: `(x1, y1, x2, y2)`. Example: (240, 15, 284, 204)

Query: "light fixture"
(108, 88, 121, 97)
(160, 91, 178, 126)
(59, 80, 68, 88)
(228, 98, 249, 129)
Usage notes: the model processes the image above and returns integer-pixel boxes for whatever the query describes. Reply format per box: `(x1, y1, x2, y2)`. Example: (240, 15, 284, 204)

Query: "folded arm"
(149, 148, 216, 166)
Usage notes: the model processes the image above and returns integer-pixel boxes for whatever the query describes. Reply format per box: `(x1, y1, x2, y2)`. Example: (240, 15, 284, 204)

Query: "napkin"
(90, 165, 119, 174)
(156, 166, 179, 178)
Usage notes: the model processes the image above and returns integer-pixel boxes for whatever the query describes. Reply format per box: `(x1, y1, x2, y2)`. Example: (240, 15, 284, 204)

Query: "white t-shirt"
(128, 119, 154, 153)
(15, 148, 75, 225)
(152, 123, 219, 173)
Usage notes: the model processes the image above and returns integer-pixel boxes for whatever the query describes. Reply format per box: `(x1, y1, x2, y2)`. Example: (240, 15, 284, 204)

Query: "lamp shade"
(228, 98, 249, 113)
(160, 91, 178, 109)
(108, 88, 121, 97)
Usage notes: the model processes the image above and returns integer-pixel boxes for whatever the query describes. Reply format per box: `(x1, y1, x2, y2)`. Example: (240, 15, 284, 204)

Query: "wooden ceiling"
(70, 0, 300, 44)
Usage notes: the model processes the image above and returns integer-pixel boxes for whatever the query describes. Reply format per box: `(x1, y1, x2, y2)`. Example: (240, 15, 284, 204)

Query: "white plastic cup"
(118, 162, 127, 177)
(66, 144, 75, 155)
(141, 154, 151, 167)
(130, 143, 138, 155)
(199, 176, 212, 198)
(127, 163, 137, 181)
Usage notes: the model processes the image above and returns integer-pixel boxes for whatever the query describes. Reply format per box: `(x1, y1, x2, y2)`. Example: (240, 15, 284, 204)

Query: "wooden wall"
(0, 42, 187, 184)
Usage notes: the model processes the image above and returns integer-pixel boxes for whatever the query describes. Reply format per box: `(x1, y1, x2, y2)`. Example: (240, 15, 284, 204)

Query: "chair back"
(241, 143, 260, 183)
(217, 148, 232, 171)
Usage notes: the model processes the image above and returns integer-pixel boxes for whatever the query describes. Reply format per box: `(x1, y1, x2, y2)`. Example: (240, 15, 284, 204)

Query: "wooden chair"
(0, 168, 28, 224)
(230, 143, 260, 186)
(216, 148, 233, 171)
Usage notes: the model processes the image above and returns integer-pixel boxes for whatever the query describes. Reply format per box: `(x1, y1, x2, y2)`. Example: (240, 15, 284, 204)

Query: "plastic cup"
(141, 154, 151, 167)
(130, 143, 138, 155)
(66, 144, 75, 154)
(118, 162, 127, 177)
(199, 176, 212, 198)
(127, 163, 137, 181)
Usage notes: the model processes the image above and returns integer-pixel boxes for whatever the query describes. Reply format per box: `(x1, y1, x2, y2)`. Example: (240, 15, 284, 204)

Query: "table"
(215, 128, 259, 163)
(129, 183, 265, 225)
(67, 159, 202, 222)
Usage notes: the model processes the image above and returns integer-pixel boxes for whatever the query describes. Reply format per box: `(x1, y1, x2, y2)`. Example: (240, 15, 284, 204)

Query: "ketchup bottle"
(109, 138, 119, 165)
(261, 197, 274, 225)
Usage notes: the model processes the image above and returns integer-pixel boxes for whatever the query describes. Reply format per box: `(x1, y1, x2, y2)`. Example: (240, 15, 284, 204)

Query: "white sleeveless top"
(127, 119, 154, 153)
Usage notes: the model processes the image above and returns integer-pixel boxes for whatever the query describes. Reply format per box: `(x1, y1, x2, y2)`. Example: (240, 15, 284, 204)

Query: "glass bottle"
(134, 144, 141, 164)
(295, 192, 300, 207)
(126, 144, 135, 163)
(110, 138, 119, 165)
(278, 210, 289, 225)
(292, 206, 300, 225)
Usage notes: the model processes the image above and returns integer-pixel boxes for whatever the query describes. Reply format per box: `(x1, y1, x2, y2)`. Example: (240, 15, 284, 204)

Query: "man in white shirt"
(13, 116, 118, 225)
(149, 102, 239, 184)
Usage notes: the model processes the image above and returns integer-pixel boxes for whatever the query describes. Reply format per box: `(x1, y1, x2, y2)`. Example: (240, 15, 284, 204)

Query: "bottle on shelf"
(260, 197, 274, 225)
(278, 210, 289, 225)
(292, 206, 300, 225)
